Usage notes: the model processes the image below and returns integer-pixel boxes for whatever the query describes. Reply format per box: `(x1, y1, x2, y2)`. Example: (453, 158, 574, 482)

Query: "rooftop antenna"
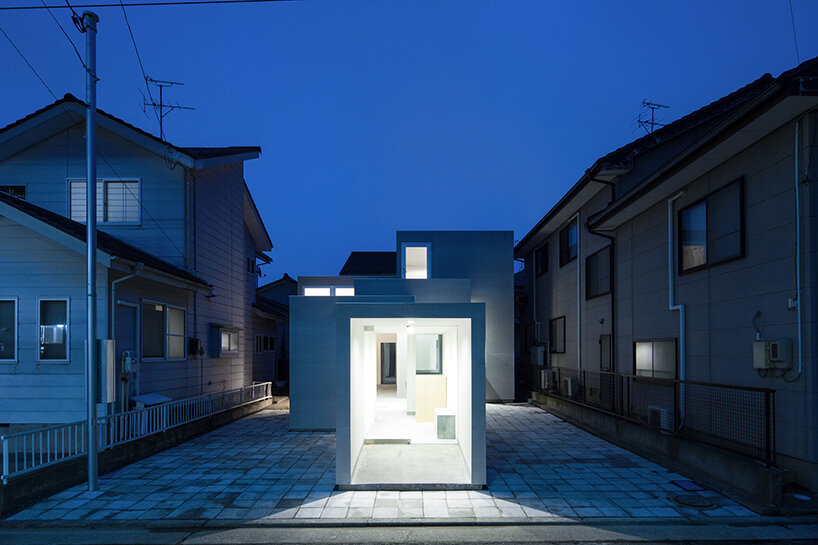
(142, 77, 195, 140)
(637, 99, 669, 134)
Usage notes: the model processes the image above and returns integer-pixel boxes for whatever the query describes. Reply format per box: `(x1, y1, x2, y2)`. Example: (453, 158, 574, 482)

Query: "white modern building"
(289, 231, 514, 487)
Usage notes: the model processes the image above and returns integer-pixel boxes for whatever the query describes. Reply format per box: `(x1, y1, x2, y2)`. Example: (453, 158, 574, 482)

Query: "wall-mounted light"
(205, 288, 217, 299)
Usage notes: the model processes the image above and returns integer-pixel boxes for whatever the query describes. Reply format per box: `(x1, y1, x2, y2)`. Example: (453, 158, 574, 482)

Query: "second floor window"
(70, 179, 140, 224)
(679, 178, 743, 273)
(535, 242, 549, 277)
(559, 219, 578, 266)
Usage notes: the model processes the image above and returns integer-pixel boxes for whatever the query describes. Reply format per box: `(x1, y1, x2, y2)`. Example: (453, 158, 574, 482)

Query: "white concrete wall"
(458, 319, 473, 472)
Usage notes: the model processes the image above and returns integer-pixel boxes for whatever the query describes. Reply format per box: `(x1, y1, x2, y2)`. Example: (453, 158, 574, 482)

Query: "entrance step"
(364, 438, 411, 445)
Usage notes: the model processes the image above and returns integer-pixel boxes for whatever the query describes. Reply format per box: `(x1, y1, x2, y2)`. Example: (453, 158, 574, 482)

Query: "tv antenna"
(637, 99, 669, 134)
(142, 77, 195, 140)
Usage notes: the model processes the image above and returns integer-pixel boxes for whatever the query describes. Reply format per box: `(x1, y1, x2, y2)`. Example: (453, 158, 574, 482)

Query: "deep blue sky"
(2, 0, 817, 282)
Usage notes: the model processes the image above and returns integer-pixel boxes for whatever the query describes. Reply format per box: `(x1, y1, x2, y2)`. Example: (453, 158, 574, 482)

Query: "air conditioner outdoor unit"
(648, 405, 674, 433)
(561, 377, 579, 397)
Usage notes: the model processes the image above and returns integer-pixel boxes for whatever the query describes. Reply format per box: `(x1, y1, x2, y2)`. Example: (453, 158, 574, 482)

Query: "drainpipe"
(787, 119, 804, 382)
(576, 212, 582, 371)
(668, 192, 686, 429)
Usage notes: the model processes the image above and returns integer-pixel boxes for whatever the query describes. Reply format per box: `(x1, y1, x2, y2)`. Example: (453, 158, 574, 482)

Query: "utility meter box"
(753, 339, 792, 369)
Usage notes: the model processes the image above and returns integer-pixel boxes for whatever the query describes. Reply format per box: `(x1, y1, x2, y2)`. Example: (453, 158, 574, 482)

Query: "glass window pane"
(105, 181, 139, 223)
(708, 181, 742, 263)
(0, 300, 15, 360)
(635, 341, 653, 377)
(567, 223, 578, 260)
(681, 201, 707, 270)
(415, 334, 441, 373)
(39, 300, 67, 360)
(405, 246, 428, 279)
(69, 180, 103, 223)
(167, 336, 185, 358)
(653, 340, 676, 379)
(304, 287, 331, 296)
(221, 331, 230, 351)
(335, 287, 355, 296)
(142, 303, 165, 358)
(549, 317, 565, 353)
(167, 307, 185, 336)
(230, 332, 239, 351)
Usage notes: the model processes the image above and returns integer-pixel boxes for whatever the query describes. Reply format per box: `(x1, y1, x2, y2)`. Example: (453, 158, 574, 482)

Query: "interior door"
(381, 342, 396, 384)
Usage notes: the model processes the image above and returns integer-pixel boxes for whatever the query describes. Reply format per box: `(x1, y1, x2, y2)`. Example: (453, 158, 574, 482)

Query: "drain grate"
(668, 494, 716, 510)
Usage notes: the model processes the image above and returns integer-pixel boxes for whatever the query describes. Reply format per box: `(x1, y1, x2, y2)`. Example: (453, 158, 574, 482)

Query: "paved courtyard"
(4, 403, 756, 523)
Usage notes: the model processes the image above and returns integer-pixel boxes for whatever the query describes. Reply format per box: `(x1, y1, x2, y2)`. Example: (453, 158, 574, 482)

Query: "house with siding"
(256, 273, 298, 386)
(0, 94, 275, 432)
(515, 57, 818, 499)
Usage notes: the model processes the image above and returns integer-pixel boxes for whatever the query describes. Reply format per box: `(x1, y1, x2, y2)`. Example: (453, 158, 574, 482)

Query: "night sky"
(2, 0, 817, 282)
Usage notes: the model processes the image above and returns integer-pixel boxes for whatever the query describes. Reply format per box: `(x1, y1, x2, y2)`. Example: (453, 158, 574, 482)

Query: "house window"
(255, 334, 275, 353)
(679, 178, 743, 273)
(70, 179, 140, 224)
(220, 330, 239, 355)
(0, 185, 25, 199)
(559, 219, 578, 266)
(634, 339, 676, 379)
(403, 244, 430, 279)
(586, 246, 612, 299)
(304, 287, 331, 296)
(0, 299, 17, 361)
(39, 299, 68, 361)
(415, 334, 442, 374)
(142, 302, 186, 359)
(549, 316, 565, 354)
(535, 242, 549, 277)
(334, 287, 355, 296)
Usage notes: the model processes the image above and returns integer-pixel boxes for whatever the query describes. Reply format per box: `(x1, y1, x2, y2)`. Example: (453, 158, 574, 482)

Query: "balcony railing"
(1, 382, 272, 484)
(528, 366, 775, 466)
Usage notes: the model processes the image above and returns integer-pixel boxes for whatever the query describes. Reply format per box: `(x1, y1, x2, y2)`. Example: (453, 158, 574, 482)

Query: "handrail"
(1, 382, 272, 484)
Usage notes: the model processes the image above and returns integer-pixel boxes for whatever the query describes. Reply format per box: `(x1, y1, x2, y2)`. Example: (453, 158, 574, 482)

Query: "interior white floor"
(365, 385, 456, 445)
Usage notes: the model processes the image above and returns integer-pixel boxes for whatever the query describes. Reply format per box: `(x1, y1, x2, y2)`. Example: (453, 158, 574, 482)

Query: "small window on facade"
(0, 185, 25, 199)
(220, 330, 239, 354)
(559, 219, 578, 266)
(334, 287, 355, 296)
(634, 339, 676, 379)
(549, 316, 565, 354)
(586, 246, 611, 299)
(304, 287, 331, 296)
(680, 179, 743, 273)
(404, 245, 429, 279)
(70, 179, 140, 224)
(255, 335, 263, 354)
(535, 242, 548, 277)
(142, 302, 186, 359)
(39, 299, 68, 361)
(255, 334, 275, 353)
(0, 299, 17, 361)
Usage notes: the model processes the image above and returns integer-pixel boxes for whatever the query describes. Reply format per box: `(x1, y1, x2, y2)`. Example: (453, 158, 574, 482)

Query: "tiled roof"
(254, 296, 289, 318)
(339, 251, 397, 276)
(0, 191, 210, 286)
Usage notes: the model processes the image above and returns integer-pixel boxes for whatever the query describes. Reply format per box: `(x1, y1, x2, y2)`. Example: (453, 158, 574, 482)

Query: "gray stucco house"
(0, 94, 275, 431)
(516, 56, 818, 496)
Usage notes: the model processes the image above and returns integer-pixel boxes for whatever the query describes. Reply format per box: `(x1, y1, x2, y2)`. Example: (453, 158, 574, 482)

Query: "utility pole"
(82, 10, 99, 492)
(143, 78, 195, 140)
(637, 99, 669, 134)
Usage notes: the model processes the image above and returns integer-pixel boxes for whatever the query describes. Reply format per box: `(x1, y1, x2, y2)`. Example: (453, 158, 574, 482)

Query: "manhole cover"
(668, 494, 716, 510)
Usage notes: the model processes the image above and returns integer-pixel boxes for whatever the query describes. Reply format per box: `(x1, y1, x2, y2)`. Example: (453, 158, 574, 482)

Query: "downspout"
(576, 212, 582, 371)
(668, 192, 686, 428)
(787, 119, 804, 381)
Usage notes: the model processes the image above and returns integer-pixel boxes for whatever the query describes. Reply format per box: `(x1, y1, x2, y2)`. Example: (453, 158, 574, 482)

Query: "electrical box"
(753, 339, 792, 369)
(99, 339, 116, 404)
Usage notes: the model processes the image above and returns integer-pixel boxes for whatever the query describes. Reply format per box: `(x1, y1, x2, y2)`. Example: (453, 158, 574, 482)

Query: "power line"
(788, 0, 800, 65)
(118, 0, 162, 128)
(1, 0, 295, 10)
(39, 0, 92, 74)
(0, 25, 58, 100)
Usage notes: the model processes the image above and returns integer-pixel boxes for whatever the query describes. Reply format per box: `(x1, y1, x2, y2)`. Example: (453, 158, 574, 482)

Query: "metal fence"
(529, 366, 775, 466)
(1, 382, 272, 483)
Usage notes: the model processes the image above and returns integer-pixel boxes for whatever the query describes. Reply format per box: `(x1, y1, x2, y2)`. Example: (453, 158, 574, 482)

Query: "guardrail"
(528, 366, 775, 466)
(1, 382, 272, 484)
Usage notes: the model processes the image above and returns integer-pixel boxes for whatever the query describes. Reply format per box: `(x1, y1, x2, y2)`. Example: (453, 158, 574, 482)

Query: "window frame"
(678, 178, 745, 275)
(140, 299, 187, 362)
(36, 297, 70, 364)
(559, 219, 578, 267)
(0, 297, 19, 363)
(549, 316, 566, 354)
(535, 242, 549, 277)
(585, 245, 612, 300)
(632, 338, 678, 380)
(67, 177, 142, 226)
(414, 333, 443, 375)
(218, 328, 240, 358)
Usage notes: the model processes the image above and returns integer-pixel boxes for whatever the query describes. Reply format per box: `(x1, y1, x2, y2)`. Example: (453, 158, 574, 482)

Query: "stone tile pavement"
(4, 403, 757, 523)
